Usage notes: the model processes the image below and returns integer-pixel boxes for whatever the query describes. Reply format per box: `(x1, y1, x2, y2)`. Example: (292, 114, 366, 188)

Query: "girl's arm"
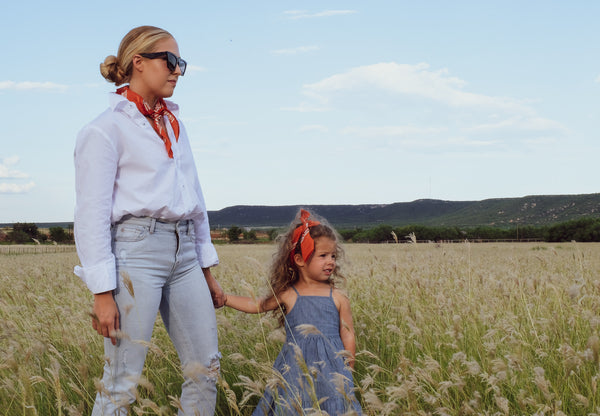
(224, 293, 280, 314)
(337, 292, 357, 369)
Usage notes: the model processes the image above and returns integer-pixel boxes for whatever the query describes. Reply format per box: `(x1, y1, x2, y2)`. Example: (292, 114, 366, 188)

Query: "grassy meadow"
(1, 242, 599, 415)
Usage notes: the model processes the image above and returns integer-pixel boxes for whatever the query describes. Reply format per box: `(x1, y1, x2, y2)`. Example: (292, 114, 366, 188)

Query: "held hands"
(91, 292, 120, 345)
(203, 268, 226, 308)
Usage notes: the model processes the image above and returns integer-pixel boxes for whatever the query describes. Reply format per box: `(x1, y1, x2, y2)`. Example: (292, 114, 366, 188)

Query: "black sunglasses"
(139, 51, 187, 75)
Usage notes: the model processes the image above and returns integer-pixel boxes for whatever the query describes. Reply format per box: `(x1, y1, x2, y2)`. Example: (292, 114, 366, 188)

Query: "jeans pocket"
(113, 224, 149, 242)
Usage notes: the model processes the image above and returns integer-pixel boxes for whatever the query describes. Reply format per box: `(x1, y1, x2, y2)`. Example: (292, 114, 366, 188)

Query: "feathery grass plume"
(296, 323, 322, 337)
(362, 389, 383, 412)
(7, 244, 600, 414)
(66, 381, 85, 401)
(64, 403, 83, 416)
(330, 371, 351, 398)
(122, 304, 134, 316)
(131, 375, 155, 395)
(112, 329, 130, 342)
(391, 231, 398, 244)
(340, 316, 354, 334)
(132, 339, 165, 358)
(182, 361, 210, 382)
(120, 270, 135, 298)
(558, 343, 582, 375)
(533, 366, 555, 401)
(267, 327, 287, 343)
(435, 407, 453, 416)
(46, 359, 65, 416)
(339, 409, 361, 416)
(168, 395, 184, 413)
(235, 374, 265, 405)
(359, 373, 374, 391)
(355, 349, 378, 360)
(217, 377, 240, 414)
(464, 360, 481, 377)
(132, 397, 168, 415)
(592, 375, 599, 397)
(227, 353, 247, 362)
(335, 349, 354, 366)
(573, 393, 589, 407)
(587, 335, 600, 363)
(494, 394, 510, 415)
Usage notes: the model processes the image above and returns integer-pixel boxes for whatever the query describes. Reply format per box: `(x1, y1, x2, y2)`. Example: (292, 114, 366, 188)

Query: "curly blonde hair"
(100, 26, 173, 86)
(262, 209, 345, 327)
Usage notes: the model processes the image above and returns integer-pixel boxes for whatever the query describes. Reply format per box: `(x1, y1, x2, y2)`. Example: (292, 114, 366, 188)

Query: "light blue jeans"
(92, 216, 220, 416)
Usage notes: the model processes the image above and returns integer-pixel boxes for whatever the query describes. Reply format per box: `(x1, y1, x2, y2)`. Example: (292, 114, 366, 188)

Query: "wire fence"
(0, 245, 77, 255)
(381, 238, 545, 244)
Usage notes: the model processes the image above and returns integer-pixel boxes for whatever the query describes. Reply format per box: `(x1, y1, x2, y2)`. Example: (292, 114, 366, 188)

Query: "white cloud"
(271, 45, 319, 55)
(524, 137, 559, 145)
(3, 155, 19, 166)
(464, 116, 568, 134)
(0, 181, 35, 193)
(288, 62, 568, 153)
(0, 156, 29, 179)
(302, 62, 531, 113)
(340, 126, 487, 152)
(280, 103, 330, 112)
(447, 137, 499, 147)
(284, 9, 357, 19)
(299, 124, 329, 133)
(341, 125, 446, 138)
(0, 80, 68, 92)
(187, 65, 207, 72)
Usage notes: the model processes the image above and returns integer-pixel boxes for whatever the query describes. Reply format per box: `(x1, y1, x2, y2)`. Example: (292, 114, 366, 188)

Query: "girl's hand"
(92, 291, 120, 345)
(203, 268, 226, 308)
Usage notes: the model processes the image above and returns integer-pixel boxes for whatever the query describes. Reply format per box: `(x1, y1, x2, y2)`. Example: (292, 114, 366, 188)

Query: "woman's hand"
(92, 291, 120, 345)
(203, 268, 226, 308)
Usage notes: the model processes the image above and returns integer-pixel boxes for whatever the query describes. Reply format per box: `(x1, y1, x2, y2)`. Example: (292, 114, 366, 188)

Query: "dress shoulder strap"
(292, 285, 300, 295)
(329, 286, 333, 297)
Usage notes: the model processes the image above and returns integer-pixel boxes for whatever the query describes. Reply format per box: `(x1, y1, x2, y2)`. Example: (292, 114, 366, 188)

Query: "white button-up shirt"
(74, 92, 218, 294)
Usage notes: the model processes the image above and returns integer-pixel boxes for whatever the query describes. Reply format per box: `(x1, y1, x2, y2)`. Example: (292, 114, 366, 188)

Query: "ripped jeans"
(92, 216, 220, 416)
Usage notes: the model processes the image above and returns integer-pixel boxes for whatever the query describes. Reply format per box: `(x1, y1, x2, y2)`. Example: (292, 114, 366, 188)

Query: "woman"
(74, 26, 224, 415)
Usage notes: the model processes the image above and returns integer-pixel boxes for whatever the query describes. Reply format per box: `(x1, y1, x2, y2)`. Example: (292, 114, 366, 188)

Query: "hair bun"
(100, 55, 126, 85)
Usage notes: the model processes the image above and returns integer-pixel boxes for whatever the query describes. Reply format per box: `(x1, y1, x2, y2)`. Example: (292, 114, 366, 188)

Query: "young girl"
(224, 209, 362, 415)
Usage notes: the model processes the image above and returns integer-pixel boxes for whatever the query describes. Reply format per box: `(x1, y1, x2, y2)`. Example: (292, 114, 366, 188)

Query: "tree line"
(0, 223, 73, 244)
(224, 217, 600, 244)
(3, 217, 600, 245)
(339, 217, 600, 243)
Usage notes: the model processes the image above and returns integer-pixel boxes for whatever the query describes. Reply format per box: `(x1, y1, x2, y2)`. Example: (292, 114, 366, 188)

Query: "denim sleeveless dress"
(253, 286, 362, 415)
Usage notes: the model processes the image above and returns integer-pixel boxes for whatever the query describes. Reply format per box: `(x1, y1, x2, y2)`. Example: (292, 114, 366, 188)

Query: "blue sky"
(1, 1, 599, 222)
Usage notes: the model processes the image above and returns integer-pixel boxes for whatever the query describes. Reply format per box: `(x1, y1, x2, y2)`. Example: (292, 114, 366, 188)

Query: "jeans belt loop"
(149, 218, 157, 234)
(187, 220, 193, 235)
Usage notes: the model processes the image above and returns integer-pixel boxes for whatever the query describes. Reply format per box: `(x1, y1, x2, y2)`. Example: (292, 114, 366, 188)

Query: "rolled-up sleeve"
(73, 124, 119, 294)
(192, 183, 219, 268)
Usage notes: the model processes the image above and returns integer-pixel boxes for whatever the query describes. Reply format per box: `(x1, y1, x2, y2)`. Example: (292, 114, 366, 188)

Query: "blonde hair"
(100, 26, 174, 86)
(263, 209, 345, 327)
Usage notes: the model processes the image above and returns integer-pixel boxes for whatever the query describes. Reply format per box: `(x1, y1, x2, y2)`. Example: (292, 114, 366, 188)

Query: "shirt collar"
(108, 92, 180, 116)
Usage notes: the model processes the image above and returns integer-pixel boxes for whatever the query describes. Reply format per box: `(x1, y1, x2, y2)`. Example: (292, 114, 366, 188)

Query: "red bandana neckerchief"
(117, 86, 180, 158)
(290, 209, 321, 264)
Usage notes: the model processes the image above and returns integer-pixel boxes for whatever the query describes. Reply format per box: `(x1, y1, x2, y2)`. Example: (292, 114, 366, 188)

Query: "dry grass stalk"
(3, 243, 600, 414)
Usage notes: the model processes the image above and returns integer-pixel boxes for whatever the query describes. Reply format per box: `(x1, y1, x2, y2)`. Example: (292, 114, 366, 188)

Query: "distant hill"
(3, 193, 600, 230)
(206, 193, 600, 229)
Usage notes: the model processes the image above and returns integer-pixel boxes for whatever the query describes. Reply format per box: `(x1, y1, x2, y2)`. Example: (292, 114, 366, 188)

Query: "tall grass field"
(1, 242, 599, 415)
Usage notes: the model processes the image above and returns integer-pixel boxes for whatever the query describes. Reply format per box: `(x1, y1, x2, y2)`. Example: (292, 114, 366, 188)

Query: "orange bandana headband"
(290, 209, 320, 263)
(117, 86, 180, 158)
